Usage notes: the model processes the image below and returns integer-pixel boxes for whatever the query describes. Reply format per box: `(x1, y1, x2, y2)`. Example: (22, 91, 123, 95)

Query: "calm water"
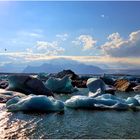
(0, 88, 140, 139)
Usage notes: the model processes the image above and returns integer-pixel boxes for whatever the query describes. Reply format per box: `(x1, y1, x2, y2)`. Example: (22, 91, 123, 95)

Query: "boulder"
(45, 76, 78, 93)
(6, 75, 54, 96)
(114, 79, 137, 92)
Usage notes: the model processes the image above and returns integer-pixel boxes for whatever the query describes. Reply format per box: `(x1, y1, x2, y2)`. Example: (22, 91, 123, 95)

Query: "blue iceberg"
(65, 93, 140, 110)
(6, 95, 64, 112)
(7, 75, 53, 96)
(45, 76, 78, 93)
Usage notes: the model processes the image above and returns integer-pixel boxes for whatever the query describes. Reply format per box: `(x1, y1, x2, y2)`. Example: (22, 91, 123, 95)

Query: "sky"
(0, 1, 140, 69)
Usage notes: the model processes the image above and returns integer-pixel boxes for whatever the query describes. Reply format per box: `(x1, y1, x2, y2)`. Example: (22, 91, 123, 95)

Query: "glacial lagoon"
(0, 87, 140, 139)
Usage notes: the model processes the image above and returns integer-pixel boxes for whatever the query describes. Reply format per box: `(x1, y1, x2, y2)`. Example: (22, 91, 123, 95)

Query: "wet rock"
(114, 79, 137, 92)
(6, 75, 54, 96)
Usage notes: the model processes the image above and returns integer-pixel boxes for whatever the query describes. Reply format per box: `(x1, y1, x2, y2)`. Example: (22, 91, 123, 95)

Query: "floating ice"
(126, 97, 140, 106)
(87, 78, 106, 97)
(88, 88, 103, 98)
(6, 96, 21, 107)
(45, 76, 78, 93)
(65, 93, 140, 110)
(6, 95, 64, 112)
(7, 75, 53, 96)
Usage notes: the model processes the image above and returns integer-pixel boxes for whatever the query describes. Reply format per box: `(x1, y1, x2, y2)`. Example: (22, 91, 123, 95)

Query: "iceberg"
(87, 78, 106, 95)
(65, 95, 97, 109)
(126, 97, 140, 106)
(6, 75, 54, 96)
(45, 76, 78, 93)
(6, 96, 21, 107)
(65, 93, 140, 110)
(6, 95, 64, 112)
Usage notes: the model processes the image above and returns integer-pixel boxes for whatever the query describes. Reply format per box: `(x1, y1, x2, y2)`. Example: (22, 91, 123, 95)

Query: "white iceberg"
(87, 78, 106, 94)
(65, 93, 140, 110)
(6, 95, 64, 112)
(45, 76, 78, 93)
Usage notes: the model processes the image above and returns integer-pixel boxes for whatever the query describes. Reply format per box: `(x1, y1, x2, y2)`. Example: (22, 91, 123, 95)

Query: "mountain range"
(23, 58, 104, 74)
(1, 58, 140, 75)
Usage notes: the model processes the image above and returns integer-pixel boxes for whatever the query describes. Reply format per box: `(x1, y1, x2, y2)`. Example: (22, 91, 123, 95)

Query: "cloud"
(56, 33, 68, 41)
(72, 35, 97, 50)
(35, 41, 65, 55)
(101, 14, 105, 18)
(1, 52, 140, 69)
(100, 14, 109, 19)
(26, 48, 33, 53)
(101, 30, 140, 57)
(17, 30, 43, 38)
